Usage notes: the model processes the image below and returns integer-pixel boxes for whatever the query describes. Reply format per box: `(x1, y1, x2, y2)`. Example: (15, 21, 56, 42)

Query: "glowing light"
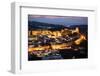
(74, 35, 86, 45)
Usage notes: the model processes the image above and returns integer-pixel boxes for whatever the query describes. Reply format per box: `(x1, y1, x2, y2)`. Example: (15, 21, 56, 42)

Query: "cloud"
(28, 15, 88, 25)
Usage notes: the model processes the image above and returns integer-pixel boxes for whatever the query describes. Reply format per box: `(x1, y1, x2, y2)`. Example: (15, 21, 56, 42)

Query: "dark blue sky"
(28, 15, 88, 26)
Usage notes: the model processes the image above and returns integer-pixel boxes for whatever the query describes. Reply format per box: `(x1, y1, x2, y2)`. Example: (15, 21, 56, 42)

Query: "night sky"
(28, 15, 88, 26)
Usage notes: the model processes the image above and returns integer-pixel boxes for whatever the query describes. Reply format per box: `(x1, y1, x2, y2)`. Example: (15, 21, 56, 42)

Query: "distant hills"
(28, 21, 87, 31)
(28, 21, 67, 30)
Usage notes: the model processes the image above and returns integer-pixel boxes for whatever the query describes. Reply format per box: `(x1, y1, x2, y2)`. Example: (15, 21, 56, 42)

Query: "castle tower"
(75, 27, 79, 33)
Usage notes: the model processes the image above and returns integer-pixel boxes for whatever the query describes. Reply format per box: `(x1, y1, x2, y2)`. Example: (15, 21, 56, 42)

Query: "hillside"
(28, 21, 68, 30)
